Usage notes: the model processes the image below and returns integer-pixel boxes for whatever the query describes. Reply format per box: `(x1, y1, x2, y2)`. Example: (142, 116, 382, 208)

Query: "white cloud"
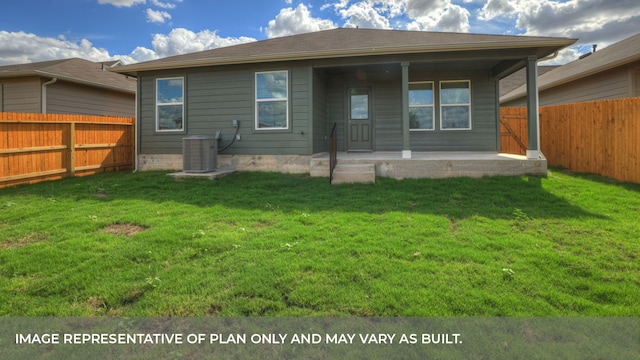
(339, 1, 392, 29)
(475, 0, 640, 62)
(100, 0, 181, 23)
(540, 47, 581, 66)
(0, 31, 124, 66)
(3, 0, 637, 68)
(478, 0, 640, 44)
(478, 0, 515, 21)
(146, 8, 172, 23)
(264, 3, 337, 38)
(325, 0, 470, 32)
(405, 0, 470, 32)
(322, 0, 350, 11)
(97, 0, 146, 7)
(149, 28, 256, 58)
(0, 28, 256, 66)
(373, 0, 406, 18)
(128, 46, 158, 62)
(150, 0, 178, 9)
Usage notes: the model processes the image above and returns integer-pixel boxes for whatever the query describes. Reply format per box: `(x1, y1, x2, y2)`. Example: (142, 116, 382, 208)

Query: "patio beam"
(525, 55, 541, 159)
(401, 62, 411, 159)
(491, 59, 525, 79)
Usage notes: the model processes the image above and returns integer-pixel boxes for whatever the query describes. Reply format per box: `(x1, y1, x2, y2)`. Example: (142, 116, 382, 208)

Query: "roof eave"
(35, 71, 136, 94)
(0, 70, 39, 79)
(112, 38, 576, 76)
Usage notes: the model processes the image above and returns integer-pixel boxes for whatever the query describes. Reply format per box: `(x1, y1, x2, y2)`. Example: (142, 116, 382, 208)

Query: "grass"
(0, 169, 639, 317)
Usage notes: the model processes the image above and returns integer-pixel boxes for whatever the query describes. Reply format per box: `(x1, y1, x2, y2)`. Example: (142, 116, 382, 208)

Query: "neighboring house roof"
(112, 28, 575, 76)
(0, 58, 136, 94)
(501, 32, 640, 103)
(499, 65, 559, 97)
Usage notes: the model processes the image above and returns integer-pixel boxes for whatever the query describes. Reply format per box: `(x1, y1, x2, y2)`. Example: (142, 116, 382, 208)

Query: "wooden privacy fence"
(500, 97, 640, 184)
(1, 112, 135, 188)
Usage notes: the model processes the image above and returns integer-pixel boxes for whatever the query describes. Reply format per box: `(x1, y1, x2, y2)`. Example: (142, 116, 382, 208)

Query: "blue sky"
(1, 0, 639, 66)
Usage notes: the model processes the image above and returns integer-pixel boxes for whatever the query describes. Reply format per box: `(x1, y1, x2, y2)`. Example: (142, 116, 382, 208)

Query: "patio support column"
(525, 55, 541, 159)
(401, 62, 411, 159)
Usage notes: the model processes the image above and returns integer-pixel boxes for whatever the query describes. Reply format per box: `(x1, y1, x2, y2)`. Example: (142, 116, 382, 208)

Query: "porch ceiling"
(323, 59, 500, 73)
(314, 47, 543, 79)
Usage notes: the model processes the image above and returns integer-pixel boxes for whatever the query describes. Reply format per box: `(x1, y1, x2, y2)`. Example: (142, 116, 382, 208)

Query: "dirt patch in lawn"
(103, 223, 148, 237)
(1, 233, 47, 250)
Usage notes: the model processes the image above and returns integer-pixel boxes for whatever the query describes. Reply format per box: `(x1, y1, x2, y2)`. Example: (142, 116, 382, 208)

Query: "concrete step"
(331, 163, 376, 184)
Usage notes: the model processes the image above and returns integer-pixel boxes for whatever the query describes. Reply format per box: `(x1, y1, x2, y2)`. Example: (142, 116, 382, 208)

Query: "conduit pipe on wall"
(41, 77, 58, 114)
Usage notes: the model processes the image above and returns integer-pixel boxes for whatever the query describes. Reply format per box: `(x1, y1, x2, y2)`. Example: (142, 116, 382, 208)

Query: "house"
(501, 33, 640, 107)
(0, 58, 136, 116)
(112, 28, 575, 180)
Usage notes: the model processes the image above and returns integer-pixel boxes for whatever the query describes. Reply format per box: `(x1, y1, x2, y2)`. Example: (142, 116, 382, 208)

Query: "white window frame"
(408, 81, 435, 131)
(440, 80, 472, 131)
(155, 77, 184, 132)
(255, 70, 289, 130)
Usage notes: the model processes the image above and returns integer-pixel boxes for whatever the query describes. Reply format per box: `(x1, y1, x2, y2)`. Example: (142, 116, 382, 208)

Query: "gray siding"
(139, 63, 313, 155)
(374, 79, 403, 151)
(47, 81, 134, 116)
(312, 69, 329, 153)
(326, 69, 498, 152)
(139, 58, 504, 156)
(326, 78, 346, 151)
(0, 77, 41, 113)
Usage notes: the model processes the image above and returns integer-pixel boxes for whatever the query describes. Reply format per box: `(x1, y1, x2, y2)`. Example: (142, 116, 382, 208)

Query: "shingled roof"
(112, 28, 576, 76)
(501, 32, 640, 103)
(0, 58, 136, 93)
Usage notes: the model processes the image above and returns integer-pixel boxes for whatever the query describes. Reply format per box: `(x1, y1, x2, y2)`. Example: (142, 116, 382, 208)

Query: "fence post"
(69, 122, 76, 177)
(131, 121, 136, 171)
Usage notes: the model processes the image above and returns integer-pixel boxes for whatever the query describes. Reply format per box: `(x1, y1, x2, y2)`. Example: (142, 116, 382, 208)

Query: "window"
(156, 77, 184, 132)
(256, 71, 289, 130)
(409, 82, 434, 130)
(350, 88, 369, 119)
(440, 81, 471, 130)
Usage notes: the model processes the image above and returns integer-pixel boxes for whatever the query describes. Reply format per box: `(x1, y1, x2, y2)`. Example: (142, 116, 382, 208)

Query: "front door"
(347, 87, 372, 151)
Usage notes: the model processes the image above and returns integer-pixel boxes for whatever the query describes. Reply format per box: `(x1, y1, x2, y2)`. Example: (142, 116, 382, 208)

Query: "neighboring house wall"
(503, 60, 640, 107)
(0, 77, 41, 113)
(46, 80, 134, 116)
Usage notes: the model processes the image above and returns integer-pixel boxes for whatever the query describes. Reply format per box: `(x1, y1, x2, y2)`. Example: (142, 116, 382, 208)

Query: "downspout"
(41, 77, 57, 113)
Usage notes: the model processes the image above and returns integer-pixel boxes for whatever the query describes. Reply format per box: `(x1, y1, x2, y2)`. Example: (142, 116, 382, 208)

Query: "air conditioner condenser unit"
(182, 135, 218, 173)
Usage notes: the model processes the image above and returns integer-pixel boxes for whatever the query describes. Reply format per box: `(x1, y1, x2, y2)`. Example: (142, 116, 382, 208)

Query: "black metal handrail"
(329, 122, 337, 183)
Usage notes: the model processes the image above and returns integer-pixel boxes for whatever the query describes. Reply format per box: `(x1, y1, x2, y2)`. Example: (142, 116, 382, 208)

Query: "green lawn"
(1, 169, 638, 317)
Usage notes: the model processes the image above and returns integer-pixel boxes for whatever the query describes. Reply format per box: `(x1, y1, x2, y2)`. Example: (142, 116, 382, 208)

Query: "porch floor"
(331, 151, 531, 161)
(310, 151, 547, 180)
